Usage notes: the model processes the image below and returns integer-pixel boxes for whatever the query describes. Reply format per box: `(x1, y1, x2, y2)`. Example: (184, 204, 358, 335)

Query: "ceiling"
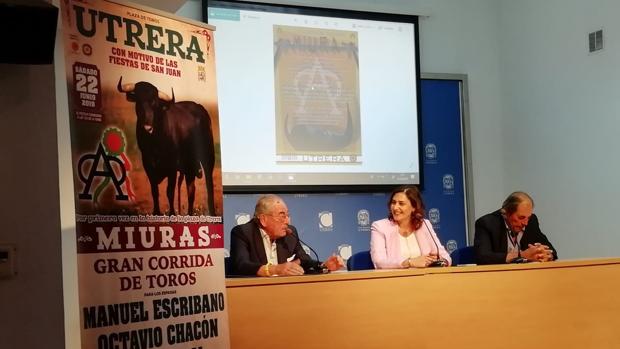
(3, 0, 188, 14)
(129, 0, 188, 13)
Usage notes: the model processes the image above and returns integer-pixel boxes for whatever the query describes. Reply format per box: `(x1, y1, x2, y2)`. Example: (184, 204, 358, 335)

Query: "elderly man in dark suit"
(474, 191, 557, 265)
(230, 194, 343, 276)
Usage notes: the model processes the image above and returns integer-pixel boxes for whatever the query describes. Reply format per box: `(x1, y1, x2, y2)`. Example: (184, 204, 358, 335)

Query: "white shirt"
(399, 233, 421, 260)
(504, 221, 523, 254)
(260, 228, 278, 265)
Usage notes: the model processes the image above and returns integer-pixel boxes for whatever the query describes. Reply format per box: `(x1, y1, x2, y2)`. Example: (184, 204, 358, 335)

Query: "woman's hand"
(408, 255, 437, 268)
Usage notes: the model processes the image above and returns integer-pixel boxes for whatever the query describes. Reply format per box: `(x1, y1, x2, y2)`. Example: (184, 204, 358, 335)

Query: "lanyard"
(507, 229, 520, 251)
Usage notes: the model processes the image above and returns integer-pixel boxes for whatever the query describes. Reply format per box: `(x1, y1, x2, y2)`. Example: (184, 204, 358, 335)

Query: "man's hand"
(522, 243, 553, 262)
(505, 249, 519, 263)
(323, 255, 345, 271)
(273, 261, 305, 276)
(533, 243, 554, 262)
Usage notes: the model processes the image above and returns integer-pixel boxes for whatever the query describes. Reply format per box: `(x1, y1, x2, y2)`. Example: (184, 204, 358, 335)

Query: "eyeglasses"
(266, 211, 290, 222)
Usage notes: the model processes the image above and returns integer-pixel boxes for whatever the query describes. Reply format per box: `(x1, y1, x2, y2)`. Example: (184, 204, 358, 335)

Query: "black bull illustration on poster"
(117, 77, 216, 216)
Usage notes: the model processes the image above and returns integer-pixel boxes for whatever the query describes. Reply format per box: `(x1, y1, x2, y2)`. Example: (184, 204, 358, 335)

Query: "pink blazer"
(370, 218, 452, 269)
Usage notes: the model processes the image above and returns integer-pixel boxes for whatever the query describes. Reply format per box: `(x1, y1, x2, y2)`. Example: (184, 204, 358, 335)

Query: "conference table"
(225, 258, 620, 349)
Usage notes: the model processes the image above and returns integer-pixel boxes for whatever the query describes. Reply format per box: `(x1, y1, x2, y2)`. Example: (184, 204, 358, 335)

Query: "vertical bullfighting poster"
(60, 0, 229, 348)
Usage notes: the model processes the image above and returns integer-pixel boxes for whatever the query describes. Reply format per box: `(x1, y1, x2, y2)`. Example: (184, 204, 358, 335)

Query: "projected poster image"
(274, 25, 362, 164)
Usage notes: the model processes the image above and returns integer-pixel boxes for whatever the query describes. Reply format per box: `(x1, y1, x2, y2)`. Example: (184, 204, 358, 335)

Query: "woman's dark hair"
(387, 185, 425, 230)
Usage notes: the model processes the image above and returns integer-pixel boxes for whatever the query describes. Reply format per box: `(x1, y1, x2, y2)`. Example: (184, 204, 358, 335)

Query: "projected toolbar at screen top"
(206, 1, 421, 190)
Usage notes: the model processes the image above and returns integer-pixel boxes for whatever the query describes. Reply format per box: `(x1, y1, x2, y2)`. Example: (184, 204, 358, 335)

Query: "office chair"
(449, 245, 476, 265)
(224, 256, 232, 276)
(346, 250, 374, 271)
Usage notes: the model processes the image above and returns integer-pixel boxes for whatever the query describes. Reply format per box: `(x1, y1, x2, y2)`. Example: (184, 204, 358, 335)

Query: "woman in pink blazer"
(370, 186, 451, 269)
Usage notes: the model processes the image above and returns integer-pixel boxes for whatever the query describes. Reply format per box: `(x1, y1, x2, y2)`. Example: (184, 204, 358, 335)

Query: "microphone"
(285, 226, 328, 274)
(509, 257, 528, 264)
(422, 220, 448, 267)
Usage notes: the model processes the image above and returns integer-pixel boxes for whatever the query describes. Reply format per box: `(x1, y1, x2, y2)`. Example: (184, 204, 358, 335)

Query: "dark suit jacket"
(474, 210, 558, 265)
(230, 219, 314, 276)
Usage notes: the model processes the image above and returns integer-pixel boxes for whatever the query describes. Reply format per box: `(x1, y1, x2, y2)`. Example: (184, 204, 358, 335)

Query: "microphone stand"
(422, 220, 447, 267)
(286, 226, 328, 274)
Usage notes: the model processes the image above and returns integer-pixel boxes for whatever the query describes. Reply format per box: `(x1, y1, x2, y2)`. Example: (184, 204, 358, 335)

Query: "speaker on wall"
(0, 3, 59, 65)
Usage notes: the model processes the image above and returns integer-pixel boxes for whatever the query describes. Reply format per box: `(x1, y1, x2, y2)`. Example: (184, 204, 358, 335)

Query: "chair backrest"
(450, 245, 476, 265)
(224, 256, 232, 276)
(347, 250, 374, 271)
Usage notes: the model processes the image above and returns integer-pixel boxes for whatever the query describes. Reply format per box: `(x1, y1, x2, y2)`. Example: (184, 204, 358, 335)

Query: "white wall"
(499, 0, 620, 258)
(0, 63, 65, 348)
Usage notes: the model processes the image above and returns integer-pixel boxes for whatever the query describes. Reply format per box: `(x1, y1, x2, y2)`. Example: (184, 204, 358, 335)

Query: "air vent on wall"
(588, 29, 603, 53)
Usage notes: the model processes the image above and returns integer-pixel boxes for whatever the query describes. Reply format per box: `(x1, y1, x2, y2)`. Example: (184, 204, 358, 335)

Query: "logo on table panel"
(424, 143, 438, 164)
(446, 240, 458, 254)
(235, 213, 252, 225)
(442, 174, 455, 194)
(428, 208, 441, 227)
(318, 211, 334, 232)
(357, 209, 370, 231)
